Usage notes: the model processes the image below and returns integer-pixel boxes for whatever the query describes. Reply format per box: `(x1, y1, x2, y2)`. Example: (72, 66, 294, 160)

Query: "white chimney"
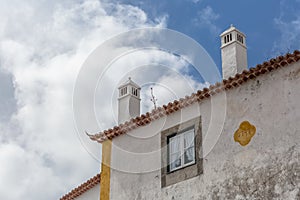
(220, 25, 248, 79)
(118, 77, 141, 124)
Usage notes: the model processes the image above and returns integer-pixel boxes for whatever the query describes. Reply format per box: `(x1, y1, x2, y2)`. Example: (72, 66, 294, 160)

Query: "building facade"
(61, 26, 300, 200)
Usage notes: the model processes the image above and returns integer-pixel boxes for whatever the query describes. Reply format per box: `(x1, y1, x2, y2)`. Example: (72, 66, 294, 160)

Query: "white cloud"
(0, 143, 62, 199)
(91, 49, 209, 128)
(141, 74, 209, 112)
(193, 6, 220, 35)
(0, 0, 209, 199)
(0, 0, 167, 199)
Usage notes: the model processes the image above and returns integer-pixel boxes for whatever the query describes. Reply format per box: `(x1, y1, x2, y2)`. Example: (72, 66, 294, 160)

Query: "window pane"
(184, 129, 194, 149)
(184, 147, 195, 164)
(169, 135, 180, 153)
(170, 153, 181, 170)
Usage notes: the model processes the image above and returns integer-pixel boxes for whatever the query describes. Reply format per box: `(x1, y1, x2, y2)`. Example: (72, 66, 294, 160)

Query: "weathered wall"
(74, 184, 100, 200)
(221, 42, 248, 80)
(222, 43, 238, 79)
(110, 61, 300, 200)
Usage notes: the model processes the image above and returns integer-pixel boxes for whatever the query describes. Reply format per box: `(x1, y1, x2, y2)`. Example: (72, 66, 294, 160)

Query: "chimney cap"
(118, 77, 141, 89)
(220, 25, 246, 37)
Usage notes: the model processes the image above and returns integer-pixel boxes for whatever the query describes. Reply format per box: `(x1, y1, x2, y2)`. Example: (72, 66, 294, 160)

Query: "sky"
(0, 0, 299, 199)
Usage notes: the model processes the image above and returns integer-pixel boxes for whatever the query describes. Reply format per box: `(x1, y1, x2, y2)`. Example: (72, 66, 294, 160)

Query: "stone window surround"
(161, 116, 202, 188)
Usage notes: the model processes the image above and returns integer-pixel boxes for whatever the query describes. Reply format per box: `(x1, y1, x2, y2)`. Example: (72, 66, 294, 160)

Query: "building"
(61, 26, 300, 200)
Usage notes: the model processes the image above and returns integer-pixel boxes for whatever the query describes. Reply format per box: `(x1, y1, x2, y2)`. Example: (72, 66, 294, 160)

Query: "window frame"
(167, 127, 196, 172)
(161, 117, 202, 188)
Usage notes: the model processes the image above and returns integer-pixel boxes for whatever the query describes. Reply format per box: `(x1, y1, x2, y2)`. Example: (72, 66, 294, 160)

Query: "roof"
(60, 173, 101, 200)
(87, 50, 300, 143)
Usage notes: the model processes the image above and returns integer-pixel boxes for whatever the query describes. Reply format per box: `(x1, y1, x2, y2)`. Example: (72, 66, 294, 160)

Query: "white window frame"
(168, 128, 195, 172)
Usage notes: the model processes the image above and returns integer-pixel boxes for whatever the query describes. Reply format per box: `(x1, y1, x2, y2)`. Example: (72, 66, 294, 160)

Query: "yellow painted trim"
(100, 139, 112, 200)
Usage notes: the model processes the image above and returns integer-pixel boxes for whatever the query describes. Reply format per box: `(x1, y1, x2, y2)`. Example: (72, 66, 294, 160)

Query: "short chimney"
(118, 77, 141, 124)
(220, 25, 248, 79)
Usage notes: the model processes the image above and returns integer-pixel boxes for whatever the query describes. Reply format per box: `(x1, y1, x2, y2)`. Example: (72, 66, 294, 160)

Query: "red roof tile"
(60, 173, 101, 200)
(87, 50, 300, 143)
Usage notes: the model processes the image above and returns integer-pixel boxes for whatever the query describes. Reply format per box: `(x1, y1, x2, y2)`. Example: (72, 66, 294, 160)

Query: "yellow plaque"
(234, 121, 256, 146)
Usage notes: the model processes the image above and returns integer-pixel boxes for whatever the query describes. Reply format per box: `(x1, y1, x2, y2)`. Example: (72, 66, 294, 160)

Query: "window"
(132, 87, 138, 96)
(237, 33, 244, 44)
(120, 87, 127, 96)
(161, 117, 202, 187)
(224, 33, 233, 44)
(168, 128, 195, 172)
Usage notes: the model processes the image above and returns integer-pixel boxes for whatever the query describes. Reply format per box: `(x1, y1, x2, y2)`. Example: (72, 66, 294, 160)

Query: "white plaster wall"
(118, 96, 132, 124)
(73, 183, 100, 200)
(110, 62, 300, 200)
(222, 42, 247, 79)
(222, 44, 237, 79)
(118, 95, 140, 124)
(236, 44, 248, 72)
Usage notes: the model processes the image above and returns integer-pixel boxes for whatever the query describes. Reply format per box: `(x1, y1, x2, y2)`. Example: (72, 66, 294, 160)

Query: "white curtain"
(170, 136, 181, 170)
(184, 130, 195, 164)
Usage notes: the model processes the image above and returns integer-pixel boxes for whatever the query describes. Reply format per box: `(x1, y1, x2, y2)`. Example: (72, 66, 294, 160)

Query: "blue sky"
(0, 0, 299, 199)
(118, 0, 299, 70)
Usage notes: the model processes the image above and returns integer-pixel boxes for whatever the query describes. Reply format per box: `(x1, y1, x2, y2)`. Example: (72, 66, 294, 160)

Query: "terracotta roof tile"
(87, 50, 300, 143)
(60, 173, 101, 200)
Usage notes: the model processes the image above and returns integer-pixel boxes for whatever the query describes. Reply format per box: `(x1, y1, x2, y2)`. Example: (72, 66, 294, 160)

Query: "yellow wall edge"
(100, 140, 112, 200)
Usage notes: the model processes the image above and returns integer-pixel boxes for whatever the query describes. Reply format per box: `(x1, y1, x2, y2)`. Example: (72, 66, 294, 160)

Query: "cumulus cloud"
(0, 143, 62, 199)
(91, 49, 210, 128)
(193, 6, 220, 35)
(0, 0, 167, 199)
(0, 0, 211, 199)
(141, 74, 210, 113)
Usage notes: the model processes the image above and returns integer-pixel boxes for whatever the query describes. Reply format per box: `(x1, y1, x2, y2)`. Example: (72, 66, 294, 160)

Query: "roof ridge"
(60, 173, 101, 200)
(88, 50, 300, 143)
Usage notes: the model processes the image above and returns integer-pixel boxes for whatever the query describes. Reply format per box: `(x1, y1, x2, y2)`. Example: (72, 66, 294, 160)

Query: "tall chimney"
(118, 77, 141, 124)
(220, 25, 248, 79)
